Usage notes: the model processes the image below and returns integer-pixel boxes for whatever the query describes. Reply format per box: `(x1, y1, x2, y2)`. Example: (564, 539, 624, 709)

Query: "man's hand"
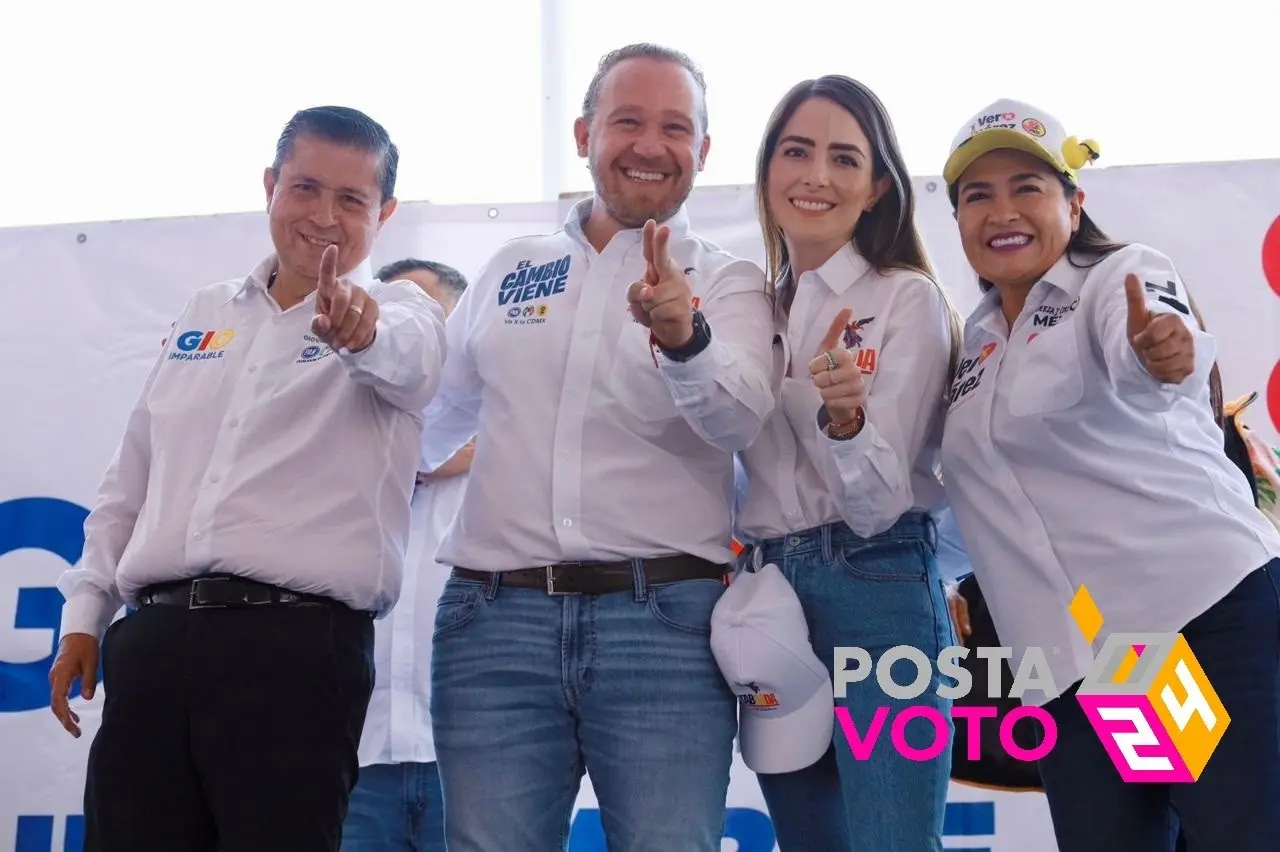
(423, 438, 475, 480)
(808, 308, 867, 428)
(1124, 273, 1194, 383)
(626, 220, 695, 350)
(312, 244, 380, 354)
(49, 633, 100, 738)
(946, 585, 972, 641)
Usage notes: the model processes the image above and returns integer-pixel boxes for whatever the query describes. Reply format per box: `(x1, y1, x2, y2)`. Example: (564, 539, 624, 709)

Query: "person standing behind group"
(724, 75, 962, 851)
(341, 258, 471, 852)
(416, 43, 777, 852)
(48, 105, 447, 852)
(938, 98, 1280, 852)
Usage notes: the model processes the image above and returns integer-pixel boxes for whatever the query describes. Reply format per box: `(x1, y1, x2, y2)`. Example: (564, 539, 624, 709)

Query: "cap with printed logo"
(709, 563, 834, 774)
(943, 98, 1101, 189)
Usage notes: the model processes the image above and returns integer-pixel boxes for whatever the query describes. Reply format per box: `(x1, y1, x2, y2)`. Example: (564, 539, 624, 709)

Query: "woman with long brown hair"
(726, 75, 962, 850)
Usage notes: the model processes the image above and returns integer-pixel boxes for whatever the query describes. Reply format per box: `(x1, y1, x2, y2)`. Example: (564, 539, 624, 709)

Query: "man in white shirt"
(341, 258, 470, 852)
(46, 106, 447, 852)
(419, 43, 776, 852)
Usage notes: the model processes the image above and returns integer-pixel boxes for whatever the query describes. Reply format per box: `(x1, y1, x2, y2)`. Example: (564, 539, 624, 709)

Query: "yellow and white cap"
(943, 98, 1100, 188)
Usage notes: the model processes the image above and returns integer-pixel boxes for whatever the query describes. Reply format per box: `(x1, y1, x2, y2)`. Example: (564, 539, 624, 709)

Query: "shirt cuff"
(659, 335, 728, 402)
(59, 588, 120, 642)
(816, 404, 876, 455)
(1120, 326, 1217, 402)
(335, 319, 390, 366)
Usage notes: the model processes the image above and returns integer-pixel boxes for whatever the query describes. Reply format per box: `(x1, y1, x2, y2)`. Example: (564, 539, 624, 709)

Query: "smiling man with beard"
(417, 42, 777, 852)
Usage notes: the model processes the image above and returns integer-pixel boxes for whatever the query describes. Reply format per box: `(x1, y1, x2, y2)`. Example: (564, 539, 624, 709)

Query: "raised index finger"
(317, 244, 339, 303)
(818, 309, 853, 354)
(641, 220, 657, 267)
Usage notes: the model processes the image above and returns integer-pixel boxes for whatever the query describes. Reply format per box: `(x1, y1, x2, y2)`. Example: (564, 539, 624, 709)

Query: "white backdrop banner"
(1, 159, 1277, 852)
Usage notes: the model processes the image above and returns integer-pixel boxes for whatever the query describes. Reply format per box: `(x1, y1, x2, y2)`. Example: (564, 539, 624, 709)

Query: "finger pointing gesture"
(1124, 273, 1195, 383)
(808, 308, 866, 429)
(311, 244, 380, 353)
(627, 219, 695, 349)
(815, 308, 853, 357)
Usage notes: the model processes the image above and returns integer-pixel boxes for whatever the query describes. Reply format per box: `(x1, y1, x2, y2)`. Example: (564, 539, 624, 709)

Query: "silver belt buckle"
(188, 577, 231, 610)
(545, 565, 579, 596)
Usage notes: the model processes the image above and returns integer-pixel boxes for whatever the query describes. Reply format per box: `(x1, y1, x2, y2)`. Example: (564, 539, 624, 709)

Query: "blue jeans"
(429, 567, 737, 851)
(340, 762, 445, 851)
(1037, 558, 1280, 852)
(750, 512, 955, 851)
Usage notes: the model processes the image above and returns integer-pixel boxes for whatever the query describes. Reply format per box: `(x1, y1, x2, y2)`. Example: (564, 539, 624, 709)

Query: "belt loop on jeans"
(924, 512, 939, 555)
(483, 570, 501, 601)
(630, 557, 648, 602)
(820, 523, 834, 564)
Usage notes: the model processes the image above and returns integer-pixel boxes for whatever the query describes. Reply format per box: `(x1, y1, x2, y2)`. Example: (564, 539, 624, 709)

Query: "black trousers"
(1035, 559, 1280, 852)
(83, 597, 375, 852)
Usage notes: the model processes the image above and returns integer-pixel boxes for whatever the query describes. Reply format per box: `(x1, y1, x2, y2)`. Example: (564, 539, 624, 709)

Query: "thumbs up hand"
(1124, 274, 1194, 383)
(312, 244, 380, 354)
(808, 308, 867, 431)
(625, 220, 695, 349)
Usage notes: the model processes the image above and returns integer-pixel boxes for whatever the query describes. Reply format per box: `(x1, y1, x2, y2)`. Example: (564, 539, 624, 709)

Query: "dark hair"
(948, 175, 1225, 425)
(271, 106, 399, 203)
(581, 43, 709, 135)
(376, 258, 468, 299)
(756, 75, 963, 373)
(948, 175, 1127, 294)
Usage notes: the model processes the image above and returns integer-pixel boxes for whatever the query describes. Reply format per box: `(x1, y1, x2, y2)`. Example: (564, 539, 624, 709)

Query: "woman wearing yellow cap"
(938, 98, 1280, 850)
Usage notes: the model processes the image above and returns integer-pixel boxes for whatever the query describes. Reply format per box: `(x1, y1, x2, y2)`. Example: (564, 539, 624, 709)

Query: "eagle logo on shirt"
(842, 316, 875, 349)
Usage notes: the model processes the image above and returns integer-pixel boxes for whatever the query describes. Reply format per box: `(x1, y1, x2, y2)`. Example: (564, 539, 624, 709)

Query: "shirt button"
(193, 532, 202, 540)
(228, 418, 239, 428)
(562, 518, 573, 527)
(210, 474, 220, 484)
(248, 365, 258, 373)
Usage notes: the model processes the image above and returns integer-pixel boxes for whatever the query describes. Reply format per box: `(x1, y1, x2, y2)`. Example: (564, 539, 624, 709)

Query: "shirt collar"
(230, 253, 376, 302)
(563, 196, 692, 253)
(779, 241, 871, 305)
(965, 251, 1089, 333)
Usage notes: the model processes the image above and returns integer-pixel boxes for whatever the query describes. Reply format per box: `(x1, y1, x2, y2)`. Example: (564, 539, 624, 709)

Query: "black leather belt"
(137, 574, 354, 613)
(453, 555, 727, 595)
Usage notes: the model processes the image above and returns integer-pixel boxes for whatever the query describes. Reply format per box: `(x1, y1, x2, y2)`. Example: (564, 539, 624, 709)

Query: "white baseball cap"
(942, 98, 1101, 189)
(710, 562, 834, 774)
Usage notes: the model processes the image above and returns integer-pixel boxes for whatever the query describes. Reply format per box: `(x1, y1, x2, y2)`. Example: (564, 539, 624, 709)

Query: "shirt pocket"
(608, 320, 680, 424)
(1006, 323, 1085, 417)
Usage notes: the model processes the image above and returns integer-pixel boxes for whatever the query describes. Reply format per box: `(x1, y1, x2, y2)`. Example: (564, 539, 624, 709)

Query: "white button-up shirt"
(57, 254, 448, 640)
(736, 243, 955, 541)
(358, 472, 465, 767)
(941, 243, 1280, 706)
(419, 199, 776, 570)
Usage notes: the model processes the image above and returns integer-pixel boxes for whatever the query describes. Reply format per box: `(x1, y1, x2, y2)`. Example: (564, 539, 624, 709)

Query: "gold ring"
(825, 351, 837, 371)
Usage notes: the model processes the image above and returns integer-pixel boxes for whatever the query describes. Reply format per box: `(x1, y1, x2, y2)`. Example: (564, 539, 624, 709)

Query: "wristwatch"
(657, 309, 712, 363)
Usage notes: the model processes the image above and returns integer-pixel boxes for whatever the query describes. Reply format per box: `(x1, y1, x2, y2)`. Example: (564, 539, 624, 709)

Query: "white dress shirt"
(736, 243, 955, 541)
(933, 506, 975, 585)
(358, 471, 466, 767)
(419, 199, 776, 571)
(57, 254, 448, 641)
(941, 243, 1280, 706)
